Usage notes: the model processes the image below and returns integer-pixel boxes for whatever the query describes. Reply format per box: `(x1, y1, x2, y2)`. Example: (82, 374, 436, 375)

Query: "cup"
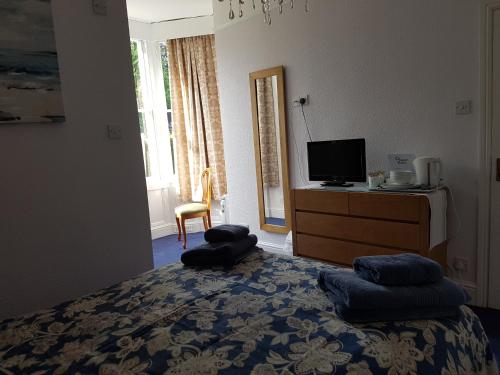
(368, 175, 381, 189)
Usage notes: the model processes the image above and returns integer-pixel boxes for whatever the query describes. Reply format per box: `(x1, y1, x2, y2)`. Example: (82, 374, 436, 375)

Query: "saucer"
(380, 183, 420, 190)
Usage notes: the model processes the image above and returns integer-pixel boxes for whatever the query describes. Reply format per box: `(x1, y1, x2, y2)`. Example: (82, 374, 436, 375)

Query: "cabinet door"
(294, 190, 348, 214)
(295, 211, 421, 251)
(296, 234, 411, 266)
(349, 193, 422, 222)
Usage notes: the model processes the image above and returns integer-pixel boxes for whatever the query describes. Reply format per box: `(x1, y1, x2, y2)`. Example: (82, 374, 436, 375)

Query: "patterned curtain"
(256, 77, 280, 187)
(167, 35, 227, 202)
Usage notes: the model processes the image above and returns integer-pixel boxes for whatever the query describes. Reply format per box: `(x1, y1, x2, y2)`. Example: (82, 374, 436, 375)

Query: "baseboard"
(258, 241, 291, 256)
(151, 220, 221, 240)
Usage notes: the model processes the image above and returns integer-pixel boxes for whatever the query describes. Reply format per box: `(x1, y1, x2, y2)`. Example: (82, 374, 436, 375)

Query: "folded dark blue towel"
(318, 269, 469, 310)
(353, 253, 443, 286)
(204, 224, 250, 243)
(332, 300, 461, 323)
(181, 234, 258, 268)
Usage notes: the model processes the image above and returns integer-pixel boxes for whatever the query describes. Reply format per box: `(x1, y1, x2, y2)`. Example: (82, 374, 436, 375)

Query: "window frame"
(131, 39, 176, 191)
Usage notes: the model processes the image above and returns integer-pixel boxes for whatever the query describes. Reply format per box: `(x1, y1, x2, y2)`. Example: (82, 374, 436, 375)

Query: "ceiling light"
(218, 0, 310, 25)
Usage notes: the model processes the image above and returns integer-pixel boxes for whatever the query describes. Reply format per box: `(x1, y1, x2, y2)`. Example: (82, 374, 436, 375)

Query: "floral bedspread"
(0, 250, 497, 375)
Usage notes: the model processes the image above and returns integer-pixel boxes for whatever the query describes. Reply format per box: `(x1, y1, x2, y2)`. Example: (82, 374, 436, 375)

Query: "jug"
(413, 157, 442, 187)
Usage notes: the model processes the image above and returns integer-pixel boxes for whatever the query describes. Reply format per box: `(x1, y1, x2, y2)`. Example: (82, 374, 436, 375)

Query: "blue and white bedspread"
(0, 250, 497, 374)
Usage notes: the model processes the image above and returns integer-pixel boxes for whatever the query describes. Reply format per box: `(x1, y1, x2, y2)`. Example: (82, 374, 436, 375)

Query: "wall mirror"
(250, 66, 291, 234)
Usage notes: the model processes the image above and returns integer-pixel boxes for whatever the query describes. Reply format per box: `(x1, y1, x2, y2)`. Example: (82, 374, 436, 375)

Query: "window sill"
(146, 178, 176, 192)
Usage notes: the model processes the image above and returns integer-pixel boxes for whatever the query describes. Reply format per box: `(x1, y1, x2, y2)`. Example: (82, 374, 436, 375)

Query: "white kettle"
(413, 157, 442, 187)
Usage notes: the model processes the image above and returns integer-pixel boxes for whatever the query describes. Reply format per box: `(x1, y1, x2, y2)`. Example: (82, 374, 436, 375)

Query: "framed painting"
(0, 0, 65, 124)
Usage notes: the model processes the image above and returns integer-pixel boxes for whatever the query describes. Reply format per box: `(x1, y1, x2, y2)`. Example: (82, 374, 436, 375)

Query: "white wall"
(128, 19, 154, 40)
(214, 0, 480, 283)
(127, 0, 213, 24)
(0, 0, 153, 319)
(129, 16, 214, 41)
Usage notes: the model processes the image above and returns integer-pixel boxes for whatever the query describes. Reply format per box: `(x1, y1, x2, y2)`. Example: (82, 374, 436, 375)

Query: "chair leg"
(207, 210, 212, 228)
(181, 218, 187, 249)
(203, 216, 208, 231)
(176, 217, 181, 241)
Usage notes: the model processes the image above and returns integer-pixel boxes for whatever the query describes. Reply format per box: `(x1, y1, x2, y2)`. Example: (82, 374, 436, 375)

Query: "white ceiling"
(126, 0, 213, 23)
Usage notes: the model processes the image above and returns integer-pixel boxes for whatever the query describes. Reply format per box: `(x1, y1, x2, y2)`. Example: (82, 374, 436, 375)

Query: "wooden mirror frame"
(249, 66, 292, 234)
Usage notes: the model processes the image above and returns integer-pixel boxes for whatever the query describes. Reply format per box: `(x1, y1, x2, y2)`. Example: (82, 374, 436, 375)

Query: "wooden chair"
(175, 168, 212, 249)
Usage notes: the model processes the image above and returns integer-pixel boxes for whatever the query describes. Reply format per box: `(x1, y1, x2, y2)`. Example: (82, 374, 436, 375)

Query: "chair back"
(201, 168, 212, 210)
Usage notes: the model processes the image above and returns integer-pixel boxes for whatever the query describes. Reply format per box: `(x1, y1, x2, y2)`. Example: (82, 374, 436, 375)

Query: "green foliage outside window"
(160, 44, 171, 109)
(130, 41, 144, 119)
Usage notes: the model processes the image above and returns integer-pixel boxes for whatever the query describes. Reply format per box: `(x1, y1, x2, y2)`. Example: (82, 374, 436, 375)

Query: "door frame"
(478, 0, 500, 307)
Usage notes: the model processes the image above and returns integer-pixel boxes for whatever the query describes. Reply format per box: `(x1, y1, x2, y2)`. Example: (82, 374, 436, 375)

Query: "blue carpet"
(471, 306, 500, 367)
(152, 232, 205, 268)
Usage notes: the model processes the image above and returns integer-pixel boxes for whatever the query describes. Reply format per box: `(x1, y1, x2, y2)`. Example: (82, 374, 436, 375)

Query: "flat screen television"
(307, 138, 366, 187)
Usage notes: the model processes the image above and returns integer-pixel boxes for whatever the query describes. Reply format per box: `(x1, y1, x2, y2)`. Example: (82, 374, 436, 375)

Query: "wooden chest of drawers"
(291, 189, 447, 268)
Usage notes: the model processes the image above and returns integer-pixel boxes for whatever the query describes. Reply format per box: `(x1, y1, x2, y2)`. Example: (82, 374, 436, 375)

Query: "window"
(131, 41, 152, 178)
(131, 40, 176, 188)
(159, 43, 175, 175)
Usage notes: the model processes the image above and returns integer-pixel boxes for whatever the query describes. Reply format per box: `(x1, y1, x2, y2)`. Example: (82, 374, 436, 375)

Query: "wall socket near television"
(293, 95, 310, 107)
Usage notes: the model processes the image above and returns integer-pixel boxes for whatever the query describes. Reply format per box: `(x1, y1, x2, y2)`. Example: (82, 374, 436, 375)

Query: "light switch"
(455, 100, 472, 115)
(92, 0, 108, 16)
(107, 125, 122, 140)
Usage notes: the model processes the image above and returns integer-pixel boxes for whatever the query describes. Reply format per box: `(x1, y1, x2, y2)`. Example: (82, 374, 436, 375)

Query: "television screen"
(307, 138, 366, 183)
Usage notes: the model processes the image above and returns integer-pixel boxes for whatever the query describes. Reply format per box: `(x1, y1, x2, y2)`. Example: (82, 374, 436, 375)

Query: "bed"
(0, 249, 497, 374)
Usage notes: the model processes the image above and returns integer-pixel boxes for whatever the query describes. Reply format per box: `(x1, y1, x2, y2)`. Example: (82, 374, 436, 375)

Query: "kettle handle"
(435, 158, 442, 187)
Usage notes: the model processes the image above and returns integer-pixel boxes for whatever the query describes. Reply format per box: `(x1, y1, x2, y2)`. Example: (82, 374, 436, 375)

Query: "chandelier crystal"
(219, 0, 310, 25)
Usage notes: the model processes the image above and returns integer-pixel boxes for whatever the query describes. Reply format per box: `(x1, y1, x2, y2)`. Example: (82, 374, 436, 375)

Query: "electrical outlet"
(293, 95, 310, 107)
(92, 0, 108, 16)
(107, 125, 122, 140)
(453, 257, 468, 273)
(455, 100, 472, 115)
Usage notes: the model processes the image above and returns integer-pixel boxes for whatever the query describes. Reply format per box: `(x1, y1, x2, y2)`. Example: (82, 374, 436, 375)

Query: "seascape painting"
(0, 0, 65, 124)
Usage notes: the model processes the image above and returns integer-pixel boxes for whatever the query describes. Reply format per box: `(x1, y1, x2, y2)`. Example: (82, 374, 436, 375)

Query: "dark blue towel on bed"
(331, 299, 461, 323)
(204, 224, 250, 243)
(181, 234, 258, 268)
(318, 269, 469, 310)
(353, 253, 444, 286)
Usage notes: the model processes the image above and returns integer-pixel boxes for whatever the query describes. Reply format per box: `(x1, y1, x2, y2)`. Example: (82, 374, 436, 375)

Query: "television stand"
(321, 181, 354, 187)
(290, 188, 447, 268)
